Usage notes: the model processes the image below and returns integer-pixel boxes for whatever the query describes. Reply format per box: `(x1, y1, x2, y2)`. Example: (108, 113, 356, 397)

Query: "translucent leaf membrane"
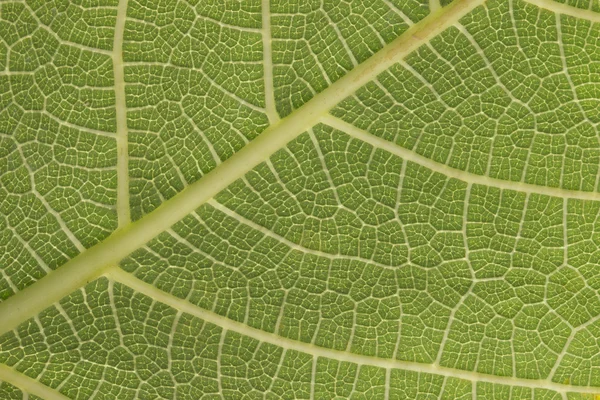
(271, 0, 426, 117)
(0, 278, 582, 399)
(552, 0, 600, 12)
(2, 0, 600, 397)
(332, 0, 600, 192)
(123, 0, 270, 220)
(0, 381, 42, 400)
(121, 0, 457, 218)
(0, 1, 118, 299)
(121, 126, 600, 387)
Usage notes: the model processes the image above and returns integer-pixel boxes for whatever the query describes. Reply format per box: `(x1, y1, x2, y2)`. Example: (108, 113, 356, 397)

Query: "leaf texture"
(2, 0, 600, 398)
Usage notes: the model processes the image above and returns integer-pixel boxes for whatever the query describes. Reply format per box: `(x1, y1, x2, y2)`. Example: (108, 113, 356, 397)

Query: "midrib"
(107, 268, 599, 395)
(0, 0, 484, 336)
(2, 1, 600, 393)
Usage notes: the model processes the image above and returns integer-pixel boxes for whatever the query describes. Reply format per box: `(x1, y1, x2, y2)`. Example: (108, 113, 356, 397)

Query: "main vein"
(0, 0, 484, 337)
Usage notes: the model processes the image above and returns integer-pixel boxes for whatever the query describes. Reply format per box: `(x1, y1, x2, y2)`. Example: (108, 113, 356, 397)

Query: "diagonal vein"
(0, 0, 485, 337)
(107, 268, 600, 394)
(0, 364, 70, 400)
(322, 115, 600, 201)
(522, 0, 600, 22)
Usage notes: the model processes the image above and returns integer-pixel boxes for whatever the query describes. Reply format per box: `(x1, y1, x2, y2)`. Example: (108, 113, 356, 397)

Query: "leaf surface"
(2, 0, 600, 398)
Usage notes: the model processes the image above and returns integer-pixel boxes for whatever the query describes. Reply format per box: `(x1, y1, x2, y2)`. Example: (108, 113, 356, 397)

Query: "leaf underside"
(2, 0, 600, 398)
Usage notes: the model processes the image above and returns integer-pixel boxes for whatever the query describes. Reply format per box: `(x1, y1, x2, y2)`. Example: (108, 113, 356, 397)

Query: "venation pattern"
(2, 0, 600, 398)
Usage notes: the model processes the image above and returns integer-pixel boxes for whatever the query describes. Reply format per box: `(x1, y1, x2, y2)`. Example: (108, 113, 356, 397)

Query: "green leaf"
(2, 0, 600, 398)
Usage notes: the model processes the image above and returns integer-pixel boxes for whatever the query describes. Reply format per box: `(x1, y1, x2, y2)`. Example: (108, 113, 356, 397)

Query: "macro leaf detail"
(2, 0, 600, 398)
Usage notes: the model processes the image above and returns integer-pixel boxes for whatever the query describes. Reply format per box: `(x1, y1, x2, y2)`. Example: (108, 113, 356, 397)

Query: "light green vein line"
(107, 268, 600, 395)
(261, 0, 280, 123)
(0, 365, 70, 400)
(114, 0, 131, 227)
(0, 0, 484, 337)
(523, 0, 600, 22)
(322, 115, 600, 201)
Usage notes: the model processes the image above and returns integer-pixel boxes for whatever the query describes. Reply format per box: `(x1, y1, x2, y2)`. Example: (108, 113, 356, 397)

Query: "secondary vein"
(114, 0, 131, 227)
(107, 268, 600, 395)
(0, 0, 485, 337)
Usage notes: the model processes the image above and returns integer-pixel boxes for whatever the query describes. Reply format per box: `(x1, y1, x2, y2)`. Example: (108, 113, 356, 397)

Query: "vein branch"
(0, 364, 70, 400)
(114, 0, 131, 227)
(106, 268, 600, 395)
(262, 0, 280, 123)
(0, 0, 485, 337)
(522, 0, 600, 22)
(322, 115, 600, 202)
